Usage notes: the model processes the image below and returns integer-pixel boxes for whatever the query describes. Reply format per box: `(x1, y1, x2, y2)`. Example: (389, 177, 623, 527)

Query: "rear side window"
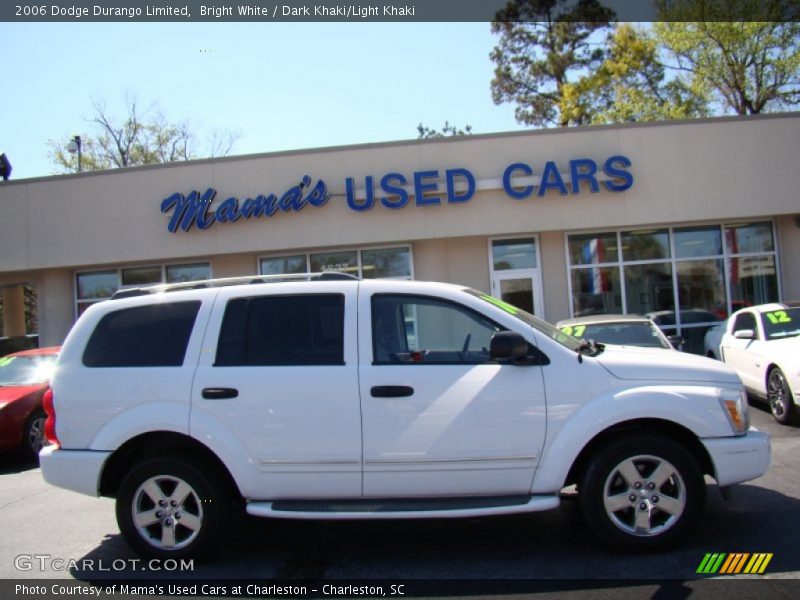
(215, 294, 345, 366)
(83, 301, 201, 367)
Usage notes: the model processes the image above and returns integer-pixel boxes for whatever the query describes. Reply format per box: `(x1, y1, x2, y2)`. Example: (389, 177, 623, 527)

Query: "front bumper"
(702, 429, 770, 487)
(39, 446, 111, 497)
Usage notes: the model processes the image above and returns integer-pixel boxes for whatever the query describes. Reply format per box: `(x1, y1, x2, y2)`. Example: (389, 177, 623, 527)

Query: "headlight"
(718, 387, 749, 435)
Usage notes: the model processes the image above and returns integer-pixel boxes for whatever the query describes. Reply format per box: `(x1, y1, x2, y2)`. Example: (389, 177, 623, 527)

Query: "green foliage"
(588, 24, 709, 123)
(417, 122, 474, 139)
(48, 96, 239, 173)
(654, 19, 800, 115)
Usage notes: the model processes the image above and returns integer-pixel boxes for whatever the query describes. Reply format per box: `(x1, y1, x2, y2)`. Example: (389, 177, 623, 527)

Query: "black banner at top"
(2, 0, 799, 23)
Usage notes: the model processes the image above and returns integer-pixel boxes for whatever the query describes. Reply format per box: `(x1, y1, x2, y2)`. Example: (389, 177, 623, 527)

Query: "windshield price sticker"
(0, 356, 16, 367)
(561, 325, 587, 337)
(765, 310, 792, 325)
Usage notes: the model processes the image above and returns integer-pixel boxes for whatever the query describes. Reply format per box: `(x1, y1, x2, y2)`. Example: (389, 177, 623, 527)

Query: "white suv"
(40, 274, 770, 558)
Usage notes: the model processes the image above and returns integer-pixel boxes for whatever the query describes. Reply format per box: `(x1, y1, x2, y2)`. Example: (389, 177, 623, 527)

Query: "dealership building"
(1, 113, 798, 354)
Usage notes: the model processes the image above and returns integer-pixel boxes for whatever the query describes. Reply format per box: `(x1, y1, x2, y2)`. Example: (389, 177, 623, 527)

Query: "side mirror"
(734, 329, 756, 340)
(490, 331, 528, 362)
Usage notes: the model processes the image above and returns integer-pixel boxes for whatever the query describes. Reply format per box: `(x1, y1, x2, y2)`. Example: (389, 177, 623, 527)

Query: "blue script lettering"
(161, 177, 329, 232)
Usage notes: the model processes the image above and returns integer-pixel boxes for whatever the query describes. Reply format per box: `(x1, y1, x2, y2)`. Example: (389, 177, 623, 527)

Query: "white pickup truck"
(40, 275, 769, 558)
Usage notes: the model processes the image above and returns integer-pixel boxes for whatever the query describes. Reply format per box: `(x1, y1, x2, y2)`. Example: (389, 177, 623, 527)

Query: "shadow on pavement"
(68, 482, 800, 585)
(0, 452, 39, 475)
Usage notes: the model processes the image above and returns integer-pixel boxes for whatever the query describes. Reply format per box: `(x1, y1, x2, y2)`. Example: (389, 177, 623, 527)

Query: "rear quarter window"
(82, 301, 201, 367)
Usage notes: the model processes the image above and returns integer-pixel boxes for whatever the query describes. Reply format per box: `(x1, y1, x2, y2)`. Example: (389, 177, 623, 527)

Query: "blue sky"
(1, 22, 528, 180)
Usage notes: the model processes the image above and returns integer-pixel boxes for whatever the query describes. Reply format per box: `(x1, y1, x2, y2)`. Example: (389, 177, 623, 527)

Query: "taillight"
(42, 387, 60, 447)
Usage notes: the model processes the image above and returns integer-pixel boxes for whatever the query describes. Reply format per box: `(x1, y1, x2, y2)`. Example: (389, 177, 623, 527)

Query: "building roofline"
(3, 111, 799, 187)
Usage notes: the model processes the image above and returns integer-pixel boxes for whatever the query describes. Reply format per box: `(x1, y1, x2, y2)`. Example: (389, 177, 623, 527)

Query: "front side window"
(83, 301, 201, 367)
(216, 294, 344, 366)
(372, 295, 502, 364)
(732, 312, 757, 334)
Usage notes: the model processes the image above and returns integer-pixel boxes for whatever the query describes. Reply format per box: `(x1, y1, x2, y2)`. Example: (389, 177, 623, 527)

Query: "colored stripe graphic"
(696, 553, 773, 575)
(744, 553, 773, 574)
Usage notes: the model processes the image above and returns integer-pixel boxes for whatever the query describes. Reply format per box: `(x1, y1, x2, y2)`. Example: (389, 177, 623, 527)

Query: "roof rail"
(110, 271, 359, 300)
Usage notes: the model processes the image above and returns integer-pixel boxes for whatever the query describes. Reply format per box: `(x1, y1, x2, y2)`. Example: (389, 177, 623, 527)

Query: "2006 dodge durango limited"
(40, 274, 770, 558)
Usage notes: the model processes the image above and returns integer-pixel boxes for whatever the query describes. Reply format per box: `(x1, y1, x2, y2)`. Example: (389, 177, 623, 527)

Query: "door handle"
(202, 387, 239, 400)
(371, 385, 414, 398)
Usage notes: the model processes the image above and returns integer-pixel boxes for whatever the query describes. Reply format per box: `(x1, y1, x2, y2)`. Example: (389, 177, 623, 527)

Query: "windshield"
(0, 354, 57, 386)
(761, 308, 800, 340)
(466, 289, 582, 352)
(560, 322, 670, 349)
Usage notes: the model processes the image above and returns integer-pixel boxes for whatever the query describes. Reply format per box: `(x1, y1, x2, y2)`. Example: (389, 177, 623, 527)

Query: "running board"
(246, 494, 560, 520)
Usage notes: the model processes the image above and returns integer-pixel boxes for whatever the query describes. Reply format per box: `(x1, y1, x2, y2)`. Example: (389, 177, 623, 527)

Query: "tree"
(588, 24, 709, 124)
(652, 0, 800, 116)
(417, 121, 473, 139)
(490, 0, 615, 127)
(655, 20, 800, 115)
(48, 95, 239, 173)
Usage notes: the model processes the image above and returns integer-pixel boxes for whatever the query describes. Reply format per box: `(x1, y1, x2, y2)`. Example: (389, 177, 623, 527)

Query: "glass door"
(491, 272, 543, 318)
(489, 236, 545, 319)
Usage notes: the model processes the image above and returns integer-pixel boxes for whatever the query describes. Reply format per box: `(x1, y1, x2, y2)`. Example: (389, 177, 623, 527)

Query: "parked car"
(703, 322, 726, 359)
(556, 314, 680, 350)
(646, 309, 724, 355)
(718, 302, 800, 425)
(0, 346, 60, 460)
(41, 274, 768, 558)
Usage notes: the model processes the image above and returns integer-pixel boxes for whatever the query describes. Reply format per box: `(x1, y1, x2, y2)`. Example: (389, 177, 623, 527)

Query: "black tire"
(20, 410, 48, 462)
(767, 367, 799, 426)
(116, 457, 230, 559)
(579, 434, 705, 553)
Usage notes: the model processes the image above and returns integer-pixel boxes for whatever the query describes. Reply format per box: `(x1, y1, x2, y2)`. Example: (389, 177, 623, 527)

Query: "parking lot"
(1, 401, 799, 587)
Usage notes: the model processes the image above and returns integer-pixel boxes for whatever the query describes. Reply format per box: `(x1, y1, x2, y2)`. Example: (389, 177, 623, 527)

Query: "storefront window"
(260, 255, 308, 275)
(623, 263, 674, 315)
(310, 250, 359, 276)
(261, 246, 413, 280)
(121, 266, 162, 287)
(361, 247, 411, 279)
(674, 226, 722, 258)
(567, 222, 779, 354)
(77, 271, 118, 300)
(76, 262, 210, 318)
(728, 255, 778, 308)
(622, 229, 670, 261)
(568, 232, 619, 266)
(724, 222, 774, 254)
(166, 263, 210, 283)
(570, 266, 621, 317)
(492, 238, 537, 270)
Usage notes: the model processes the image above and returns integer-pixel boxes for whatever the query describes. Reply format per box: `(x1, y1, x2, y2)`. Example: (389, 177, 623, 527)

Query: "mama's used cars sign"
(161, 156, 633, 233)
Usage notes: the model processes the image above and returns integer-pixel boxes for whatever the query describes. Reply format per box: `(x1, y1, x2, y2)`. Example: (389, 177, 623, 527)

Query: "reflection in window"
(676, 259, 726, 319)
(570, 267, 621, 317)
(724, 222, 774, 254)
(310, 250, 359, 276)
(260, 255, 308, 275)
(568, 233, 619, 266)
(728, 256, 778, 308)
(166, 263, 210, 283)
(492, 238, 537, 270)
(624, 263, 674, 315)
(361, 247, 411, 279)
(674, 226, 722, 258)
(121, 266, 161, 287)
(622, 229, 670, 261)
(77, 271, 118, 300)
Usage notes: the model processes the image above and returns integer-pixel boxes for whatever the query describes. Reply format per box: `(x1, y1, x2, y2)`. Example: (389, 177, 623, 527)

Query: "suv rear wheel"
(116, 457, 229, 559)
(579, 434, 705, 552)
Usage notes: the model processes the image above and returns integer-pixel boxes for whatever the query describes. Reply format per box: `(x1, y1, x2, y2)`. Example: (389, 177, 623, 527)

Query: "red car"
(0, 346, 60, 460)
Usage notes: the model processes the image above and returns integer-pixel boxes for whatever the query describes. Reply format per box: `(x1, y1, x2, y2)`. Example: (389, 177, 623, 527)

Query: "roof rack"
(110, 271, 359, 300)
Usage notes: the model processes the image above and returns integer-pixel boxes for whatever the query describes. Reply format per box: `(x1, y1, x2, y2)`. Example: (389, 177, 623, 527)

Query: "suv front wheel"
(579, 434, 705, 553)
(116, 457, 229, 559)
